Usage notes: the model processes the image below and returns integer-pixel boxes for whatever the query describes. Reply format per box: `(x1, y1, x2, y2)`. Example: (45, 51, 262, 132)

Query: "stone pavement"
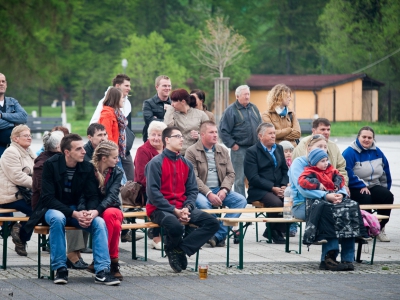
(0, 134, 399, 299)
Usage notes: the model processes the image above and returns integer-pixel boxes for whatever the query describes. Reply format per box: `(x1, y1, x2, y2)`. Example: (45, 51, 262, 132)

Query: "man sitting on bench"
(20, 134, 119, 285)
(145, 126, 219, 273)
(185, 121, 247, 247)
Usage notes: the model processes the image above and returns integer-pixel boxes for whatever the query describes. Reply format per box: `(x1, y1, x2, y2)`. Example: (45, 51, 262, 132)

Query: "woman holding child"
(289, 134, 363, 271)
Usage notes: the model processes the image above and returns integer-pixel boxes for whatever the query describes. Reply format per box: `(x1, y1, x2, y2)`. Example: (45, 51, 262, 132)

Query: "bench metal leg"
(38, 234, 53, 280)
(1, 221, 9, 270)
(285, 222, 302, 254)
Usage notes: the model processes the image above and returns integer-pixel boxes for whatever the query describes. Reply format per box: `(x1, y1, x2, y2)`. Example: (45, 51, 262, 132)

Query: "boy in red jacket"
(299, 148, 345, 193)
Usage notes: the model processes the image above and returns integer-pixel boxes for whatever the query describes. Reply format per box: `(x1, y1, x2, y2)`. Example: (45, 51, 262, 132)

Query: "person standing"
(90, 74, 134, 181)
(0, 73, 28, 157)
(219, 85, 262, 197)
(262, 84, 301, 147)
(142, 75, 172, 142)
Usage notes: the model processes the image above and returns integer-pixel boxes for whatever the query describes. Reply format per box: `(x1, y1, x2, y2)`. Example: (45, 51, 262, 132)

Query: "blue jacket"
(0, 97, 28, 130)
(342, 139, 391, 190)
(289, 156, 347, 207)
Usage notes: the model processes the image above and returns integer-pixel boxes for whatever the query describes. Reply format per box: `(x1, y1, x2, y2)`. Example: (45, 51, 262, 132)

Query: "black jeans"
(350, 185, 394, 228)
(258, 192, 286, 233)
(151, 208, 219, 256)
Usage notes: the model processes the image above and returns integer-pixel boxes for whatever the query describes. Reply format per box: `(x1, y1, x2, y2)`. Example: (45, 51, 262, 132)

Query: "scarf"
(115, 108, 127, 158)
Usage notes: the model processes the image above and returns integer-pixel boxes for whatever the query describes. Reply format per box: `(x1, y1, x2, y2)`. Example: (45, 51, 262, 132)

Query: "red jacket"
(298, 164, 345, 191)
(99, 106, 119, 145)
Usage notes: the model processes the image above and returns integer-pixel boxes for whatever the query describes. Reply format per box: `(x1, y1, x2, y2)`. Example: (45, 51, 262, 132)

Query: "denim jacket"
(0, 97, 28, 130)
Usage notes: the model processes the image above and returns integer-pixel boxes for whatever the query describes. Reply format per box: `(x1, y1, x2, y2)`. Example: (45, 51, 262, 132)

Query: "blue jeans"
(322, 238, 355, 262)
(195, 187, 247, 241)
(44, 208, 110, 273)
(230, 146, 249, 198)
(293, 203, 306, 220)
(117, 157, 127, 185)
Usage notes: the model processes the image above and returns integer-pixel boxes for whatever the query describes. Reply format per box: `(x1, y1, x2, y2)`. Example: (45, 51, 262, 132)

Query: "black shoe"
(79, 258, 89, 266)
(165, 249, 182, 273)
(54, 267, 68, 284)
(271, 230, 286, 244)
(178, 249, 188, 270)
(66, 258, 88, 270)
(324, 251, 347, 271)
(208, 236, 219, 248)
(319, 261, 328, 270)
(342, 261, 355, 271)
(95, 269, 120, 285)
(216, 238, 226, 247)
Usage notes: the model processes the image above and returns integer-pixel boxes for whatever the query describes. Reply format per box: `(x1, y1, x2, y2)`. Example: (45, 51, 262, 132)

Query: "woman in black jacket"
(88, 140, 124, 280)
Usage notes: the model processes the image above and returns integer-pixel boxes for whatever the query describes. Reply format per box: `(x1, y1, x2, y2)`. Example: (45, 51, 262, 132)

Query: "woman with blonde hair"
(85, 140, 124, 280)
(262, 84, 301, 147)
(0, 125, 36, 256)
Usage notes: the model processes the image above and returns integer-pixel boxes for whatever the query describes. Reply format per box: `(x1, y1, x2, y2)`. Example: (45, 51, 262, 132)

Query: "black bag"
(15, 186, 33, 206)
(125, 127, 135, 153)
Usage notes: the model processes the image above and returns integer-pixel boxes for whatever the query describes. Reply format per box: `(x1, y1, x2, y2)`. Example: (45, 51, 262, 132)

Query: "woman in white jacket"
(0, 124, 36, 256)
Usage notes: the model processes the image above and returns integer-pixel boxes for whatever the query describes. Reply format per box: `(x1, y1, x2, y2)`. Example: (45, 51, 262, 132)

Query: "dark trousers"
(350, 185, 394, 228)
(151, 208, 219, 256)
(1, 199, 33, 242)
(258, 192, 286, 233)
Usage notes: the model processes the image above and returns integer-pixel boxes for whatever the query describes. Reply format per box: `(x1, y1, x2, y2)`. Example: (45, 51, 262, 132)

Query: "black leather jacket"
(78, 165, 123, 215)
(142, 94, 171, 142)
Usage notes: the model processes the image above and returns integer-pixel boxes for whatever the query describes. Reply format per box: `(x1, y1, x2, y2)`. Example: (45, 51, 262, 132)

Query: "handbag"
(125, 127, 135, 153)
(15, 186, 33, 206)
(120, 181, 144, 207)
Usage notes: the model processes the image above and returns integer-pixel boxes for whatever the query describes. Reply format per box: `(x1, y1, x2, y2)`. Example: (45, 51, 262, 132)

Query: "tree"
(192, 16, 249, 78)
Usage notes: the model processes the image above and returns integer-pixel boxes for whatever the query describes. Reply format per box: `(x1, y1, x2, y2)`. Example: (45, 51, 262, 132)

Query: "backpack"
(361, 210, 381, 237)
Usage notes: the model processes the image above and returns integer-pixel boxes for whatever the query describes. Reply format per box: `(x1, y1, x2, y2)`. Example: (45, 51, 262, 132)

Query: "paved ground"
(1, 134, 399, 299)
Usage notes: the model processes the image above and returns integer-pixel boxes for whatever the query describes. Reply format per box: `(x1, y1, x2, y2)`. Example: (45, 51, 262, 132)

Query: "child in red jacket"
(299, 148, 345, 192)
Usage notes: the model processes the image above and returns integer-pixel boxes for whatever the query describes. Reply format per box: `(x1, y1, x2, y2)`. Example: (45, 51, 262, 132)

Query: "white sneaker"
(377, 227, 390, 242)
(150, 240, 162, 250)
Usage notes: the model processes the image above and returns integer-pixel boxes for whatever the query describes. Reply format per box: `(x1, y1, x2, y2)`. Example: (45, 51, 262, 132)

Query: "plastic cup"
(198, 262, 208, 279)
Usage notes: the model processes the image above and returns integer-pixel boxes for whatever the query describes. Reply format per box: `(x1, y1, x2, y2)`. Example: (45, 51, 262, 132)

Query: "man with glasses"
(185, 121, 247, 247)
(142, 75, 172, 142)
(292, 118, 348, 184)
(145, 126, 219, 273)
(0, 73, 28, 157)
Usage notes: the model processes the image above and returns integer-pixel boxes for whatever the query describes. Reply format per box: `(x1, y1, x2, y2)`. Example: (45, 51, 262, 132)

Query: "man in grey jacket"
(219, 85, 262, 197)
(0, 73, 28, 157)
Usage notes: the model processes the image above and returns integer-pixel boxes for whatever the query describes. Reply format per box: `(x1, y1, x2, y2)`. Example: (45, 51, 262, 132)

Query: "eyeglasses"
(19, 134, 32, 138)
(169, 134, 184, 139)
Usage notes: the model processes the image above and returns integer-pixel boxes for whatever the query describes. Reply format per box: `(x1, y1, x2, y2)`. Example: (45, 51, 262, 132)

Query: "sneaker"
(165, 249, 182, 273)
(95, 270, 120, 285)
(54, 267, 68, 284)
(342, 261, 355, 271)
(150, 240, 162, 250)
(110, 259, 123, 281)
(86, 261, 95, 274)
(324, 251, 347, 271)
(216, 238, 226, 247)
(377, 227, 390, 242)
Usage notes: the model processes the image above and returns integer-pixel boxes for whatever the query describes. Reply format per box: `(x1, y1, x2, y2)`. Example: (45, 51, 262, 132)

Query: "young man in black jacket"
(19, 134, 120, 285)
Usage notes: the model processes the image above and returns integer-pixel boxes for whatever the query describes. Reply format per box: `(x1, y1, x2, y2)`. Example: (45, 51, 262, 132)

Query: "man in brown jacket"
(185, 121, 247, 247)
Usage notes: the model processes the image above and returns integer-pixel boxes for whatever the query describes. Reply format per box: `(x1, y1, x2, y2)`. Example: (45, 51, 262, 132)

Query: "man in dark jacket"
(145, 126, 219, 273)
(142, 75, 171, 142)
(19, 134, 120, 286)
(0, 73, 28, 157)
(84, 123, 108, 162)
(219, 85, 262, 198)
(244, 122, 289, 244)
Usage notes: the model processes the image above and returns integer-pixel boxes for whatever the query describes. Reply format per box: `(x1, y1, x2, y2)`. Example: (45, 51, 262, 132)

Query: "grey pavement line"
(1, 262, 400, 279)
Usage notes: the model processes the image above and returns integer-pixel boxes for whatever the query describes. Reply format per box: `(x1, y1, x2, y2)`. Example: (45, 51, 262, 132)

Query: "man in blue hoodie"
(0, 73, 28, 157)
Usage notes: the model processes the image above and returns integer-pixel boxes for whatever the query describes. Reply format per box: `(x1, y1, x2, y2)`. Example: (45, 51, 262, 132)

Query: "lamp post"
(121, 59, 128, 74)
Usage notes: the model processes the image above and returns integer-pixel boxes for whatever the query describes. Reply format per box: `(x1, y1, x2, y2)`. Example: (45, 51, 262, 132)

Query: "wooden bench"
(131, 117, 145, 134)
(26, 116, 63, 134)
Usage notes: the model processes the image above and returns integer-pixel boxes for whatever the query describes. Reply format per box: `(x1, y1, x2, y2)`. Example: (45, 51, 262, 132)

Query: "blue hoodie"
(342, 139, 391, 190)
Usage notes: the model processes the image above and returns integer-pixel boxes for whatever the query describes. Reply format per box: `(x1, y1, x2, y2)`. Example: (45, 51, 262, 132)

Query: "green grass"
(330, 121, 400, 136)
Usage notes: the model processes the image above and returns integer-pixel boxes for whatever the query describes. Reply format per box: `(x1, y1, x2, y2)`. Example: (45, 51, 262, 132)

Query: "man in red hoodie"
(145, 126, 219, 273)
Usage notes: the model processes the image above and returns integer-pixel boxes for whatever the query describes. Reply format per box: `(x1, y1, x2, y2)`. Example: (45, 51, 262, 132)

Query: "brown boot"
(110, 258, 123, 281)
(86, 261, 95, 274)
